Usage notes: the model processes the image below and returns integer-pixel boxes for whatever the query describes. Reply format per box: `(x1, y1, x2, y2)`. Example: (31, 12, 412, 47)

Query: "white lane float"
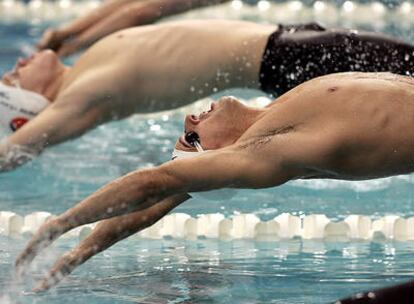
(344, 215, 372, 240)
(1, 211, 414, 242)
(394, 217, 414, 241)
(21, 211, 54, 236)
(0, 211, 23, 236)
(274, 213, 301, 238)
(0, 1, 412, 26)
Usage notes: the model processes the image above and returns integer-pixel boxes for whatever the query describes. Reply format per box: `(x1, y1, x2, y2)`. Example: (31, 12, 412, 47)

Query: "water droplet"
(355, 292, 364, 299)
(367, 292, 376, 299)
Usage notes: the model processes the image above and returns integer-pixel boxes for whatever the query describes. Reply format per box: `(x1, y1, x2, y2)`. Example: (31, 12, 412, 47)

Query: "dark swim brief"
(259, 23, 414, 96)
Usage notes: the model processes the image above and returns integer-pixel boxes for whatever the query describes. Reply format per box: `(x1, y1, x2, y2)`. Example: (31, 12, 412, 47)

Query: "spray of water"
(0, 238, 63, 303)
(0, 139, 39, 172)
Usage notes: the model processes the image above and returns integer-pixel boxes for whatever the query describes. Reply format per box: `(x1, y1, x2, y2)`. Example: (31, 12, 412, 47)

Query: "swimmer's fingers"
(15, 219, 67, 273)
(55, 27, 100, 57)
(37, 29, 66, 52)
(0, 158, 15, 172)
(33, 251, 83, 292)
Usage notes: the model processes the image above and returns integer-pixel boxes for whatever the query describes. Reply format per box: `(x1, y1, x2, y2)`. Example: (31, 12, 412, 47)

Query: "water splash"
(0, 139, 39, 172)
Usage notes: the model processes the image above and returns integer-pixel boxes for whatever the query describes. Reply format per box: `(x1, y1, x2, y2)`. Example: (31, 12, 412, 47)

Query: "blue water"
(2, 237, 414, 303)
(2, 4, 414, 304)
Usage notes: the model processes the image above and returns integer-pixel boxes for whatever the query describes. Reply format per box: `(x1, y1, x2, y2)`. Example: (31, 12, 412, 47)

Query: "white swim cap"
(0, 82, 49, 133)
(171, 148, 238, 201)
(171, 148, 207, 160)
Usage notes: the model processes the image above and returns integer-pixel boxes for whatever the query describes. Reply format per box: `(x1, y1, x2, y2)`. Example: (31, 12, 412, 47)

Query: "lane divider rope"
(0, 1, 412, 28)
(1, 211, 414, 241)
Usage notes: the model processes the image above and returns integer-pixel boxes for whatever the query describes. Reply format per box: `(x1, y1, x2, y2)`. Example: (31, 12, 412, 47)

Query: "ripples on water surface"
(2, 237, 414, 303)
(2, 2, 414, 303)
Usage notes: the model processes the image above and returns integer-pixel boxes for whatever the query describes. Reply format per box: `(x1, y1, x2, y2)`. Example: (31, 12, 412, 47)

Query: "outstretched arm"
(37, 0, 136, 51)
(1, 19, 272, 172)
(16, 144, 300, 285)
(38, 0, 230, 57)
(0, 85, 107, 172)
(26, 193, 190, 292)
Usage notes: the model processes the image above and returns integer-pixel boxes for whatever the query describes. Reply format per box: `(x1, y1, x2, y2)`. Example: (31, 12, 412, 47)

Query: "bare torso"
(0, 20, 276, 171)
(60, 20, 275, 118)
(238, 72, 414, 180)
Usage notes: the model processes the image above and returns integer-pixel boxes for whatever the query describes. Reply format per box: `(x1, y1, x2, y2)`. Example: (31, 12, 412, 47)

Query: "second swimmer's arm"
(37, 0, 136, 51)
(0, 84, 107, 172)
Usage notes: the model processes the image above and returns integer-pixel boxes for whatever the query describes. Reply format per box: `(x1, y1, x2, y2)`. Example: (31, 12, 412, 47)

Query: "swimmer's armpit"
(237, 124, 297, 150)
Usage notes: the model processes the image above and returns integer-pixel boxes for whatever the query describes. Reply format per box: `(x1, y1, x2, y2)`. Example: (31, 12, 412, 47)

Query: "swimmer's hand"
(37, 29, 65, 53)
(0, 142, 40, 173)
(18, 194, 189, 292)
(37, 0, 231, 57)
(37, 28, 85, 58)
(15, 170, 155, 275)
(15, 218, 68, 275)
(16, 146, 265, 290)
(32, 250, 86, 293)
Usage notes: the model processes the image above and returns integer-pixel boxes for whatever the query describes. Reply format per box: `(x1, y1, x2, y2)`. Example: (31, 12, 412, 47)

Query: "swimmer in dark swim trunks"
(2, 20, 414, 172)
(16, 72, 414, 297)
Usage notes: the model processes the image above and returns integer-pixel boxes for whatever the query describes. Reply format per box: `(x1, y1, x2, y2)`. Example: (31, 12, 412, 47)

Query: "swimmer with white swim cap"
(3, 20, 414, 172)
(0, 82, 49, 133)
(0, 52, 59, 133)
(17, 73, 414, 295)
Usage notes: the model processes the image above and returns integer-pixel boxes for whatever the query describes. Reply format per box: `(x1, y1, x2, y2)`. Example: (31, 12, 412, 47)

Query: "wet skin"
(15, 72, 414, 292)
(0, 20, 274, 171)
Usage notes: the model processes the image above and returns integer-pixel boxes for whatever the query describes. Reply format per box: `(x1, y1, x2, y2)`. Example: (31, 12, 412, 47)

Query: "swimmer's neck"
(231, 106, 268, 140)
(44, 66, 72, 102)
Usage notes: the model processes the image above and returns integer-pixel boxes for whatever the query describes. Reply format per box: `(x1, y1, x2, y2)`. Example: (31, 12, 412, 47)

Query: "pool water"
(2, 237, 414, 303)
(2, 1, 414, 303)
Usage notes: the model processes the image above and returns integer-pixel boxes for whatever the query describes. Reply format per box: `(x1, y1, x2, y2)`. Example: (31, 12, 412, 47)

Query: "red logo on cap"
(9, 117, 29, 132)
